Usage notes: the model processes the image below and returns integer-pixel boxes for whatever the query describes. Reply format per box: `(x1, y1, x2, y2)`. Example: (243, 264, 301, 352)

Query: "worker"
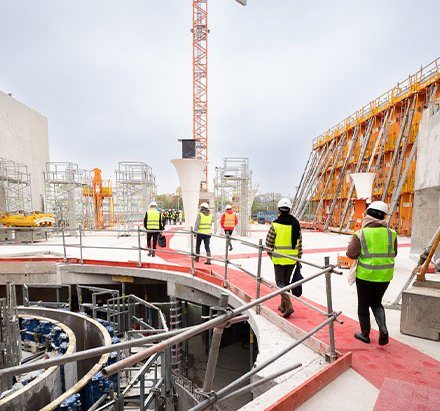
(346, 201, 397, 346)
(266, 198, 302, 319)
(221, 204, 238, 251)
(161, 209, 168, 226)
(143, 201, 164, 257)
(194, 202, 213, 265)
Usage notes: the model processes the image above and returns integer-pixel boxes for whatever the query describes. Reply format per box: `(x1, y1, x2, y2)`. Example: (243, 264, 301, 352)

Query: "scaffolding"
(0, 158, 32, 212)
(294, 57, 440, 235)
(115, 162, 157, 232)
(43, 162, 93, 228)
(0, 283, 20, 392)
(214, 158, 256, 236)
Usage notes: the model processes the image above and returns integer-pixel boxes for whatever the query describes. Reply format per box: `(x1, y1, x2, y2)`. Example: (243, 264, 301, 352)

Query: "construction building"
(293, 58, 440, 237)
(0, 91, 49, 211)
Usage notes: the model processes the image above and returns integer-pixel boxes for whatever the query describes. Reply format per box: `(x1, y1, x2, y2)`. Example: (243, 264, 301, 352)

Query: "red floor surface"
(373, 378, 440, 411)
(157, 232, 440, 391)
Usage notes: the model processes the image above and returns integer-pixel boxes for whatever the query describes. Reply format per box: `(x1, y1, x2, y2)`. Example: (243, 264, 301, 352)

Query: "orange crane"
(192, 0, 246, 191)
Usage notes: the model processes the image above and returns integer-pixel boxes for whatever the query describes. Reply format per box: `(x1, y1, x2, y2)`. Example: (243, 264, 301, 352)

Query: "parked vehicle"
(256, 210, 276, 224)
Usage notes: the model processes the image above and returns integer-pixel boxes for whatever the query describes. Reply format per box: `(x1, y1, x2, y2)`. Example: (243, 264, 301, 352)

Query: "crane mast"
(192, 0, 209, 191)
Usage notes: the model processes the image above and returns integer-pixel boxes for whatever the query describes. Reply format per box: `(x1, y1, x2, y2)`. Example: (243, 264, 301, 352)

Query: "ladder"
(324, 125, 360, 230)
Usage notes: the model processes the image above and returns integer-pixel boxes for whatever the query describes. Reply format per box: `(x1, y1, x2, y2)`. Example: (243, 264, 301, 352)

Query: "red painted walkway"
(158, 232, 440, 392)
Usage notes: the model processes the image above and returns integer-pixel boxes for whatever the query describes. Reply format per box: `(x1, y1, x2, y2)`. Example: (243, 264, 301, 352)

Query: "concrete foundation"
(400, 283, 440, 341)
(412, 105, 440, 258)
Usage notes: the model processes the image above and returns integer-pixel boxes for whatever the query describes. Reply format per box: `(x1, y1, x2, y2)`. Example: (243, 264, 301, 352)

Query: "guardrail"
(0, 225, 344, 410)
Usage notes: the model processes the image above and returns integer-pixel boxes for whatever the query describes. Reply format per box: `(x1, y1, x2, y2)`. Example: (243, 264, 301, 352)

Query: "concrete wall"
(412, 104, 440, 258)
(0, 91, 49, 210)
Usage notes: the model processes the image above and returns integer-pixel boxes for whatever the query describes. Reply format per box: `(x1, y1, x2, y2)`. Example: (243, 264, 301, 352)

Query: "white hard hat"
(277, 198, 292, 209)
(200, 202, 209, 209)
(367, 201, 388, 214)
(150, 201, 157, 207)
(226, 204, 232, 210)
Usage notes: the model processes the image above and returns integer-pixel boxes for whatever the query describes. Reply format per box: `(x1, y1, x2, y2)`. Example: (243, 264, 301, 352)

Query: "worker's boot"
(229, 244, 233, 251)
(204, 252, 212, 265)
(282, 294, 294, 319)
(354, 315, 371, 344)
(151, 250, 156, 257)
(372, 307, 389, 346)
(278, 296, 286, 313)
(194, 256, 199, 263)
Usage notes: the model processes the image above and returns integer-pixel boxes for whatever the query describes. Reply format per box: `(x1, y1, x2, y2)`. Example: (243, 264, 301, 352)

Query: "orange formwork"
(293, 58, 440, 236)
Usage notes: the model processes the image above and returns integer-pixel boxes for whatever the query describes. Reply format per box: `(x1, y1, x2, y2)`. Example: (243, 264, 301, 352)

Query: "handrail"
(0, 224, 344, 409)
(312, 57, 440, 148)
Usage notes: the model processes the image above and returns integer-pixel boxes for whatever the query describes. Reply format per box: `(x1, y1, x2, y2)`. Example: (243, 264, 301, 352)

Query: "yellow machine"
(0, 211, 55, 227)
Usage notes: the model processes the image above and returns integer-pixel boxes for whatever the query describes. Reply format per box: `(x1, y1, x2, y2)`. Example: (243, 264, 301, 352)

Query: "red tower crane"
(192, 0, 246, 191)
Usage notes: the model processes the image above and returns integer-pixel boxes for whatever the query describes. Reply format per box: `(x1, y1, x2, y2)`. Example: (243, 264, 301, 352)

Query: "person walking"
(143, 201, 164, 257)
(346, 201, 397, 346)
(194, 202, 213, 265)
(221, 204, 238, 251)
(266, 198, 302, 319)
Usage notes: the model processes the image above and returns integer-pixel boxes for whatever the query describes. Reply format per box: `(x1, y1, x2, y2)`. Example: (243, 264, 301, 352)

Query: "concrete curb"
(264, 351, 352, 411)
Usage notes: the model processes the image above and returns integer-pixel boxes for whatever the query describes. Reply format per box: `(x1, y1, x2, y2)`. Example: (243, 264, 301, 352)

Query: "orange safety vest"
(223, 212, 237, 229)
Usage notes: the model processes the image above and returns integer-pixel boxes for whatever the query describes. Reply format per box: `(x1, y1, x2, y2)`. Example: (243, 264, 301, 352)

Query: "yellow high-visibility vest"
(198, 213, 213, 234)
(271, 223, 298, 266)
(146, 209, 160, 230)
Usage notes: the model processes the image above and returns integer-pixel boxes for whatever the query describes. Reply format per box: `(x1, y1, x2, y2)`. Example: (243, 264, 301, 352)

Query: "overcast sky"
(1, 0, 439, 195)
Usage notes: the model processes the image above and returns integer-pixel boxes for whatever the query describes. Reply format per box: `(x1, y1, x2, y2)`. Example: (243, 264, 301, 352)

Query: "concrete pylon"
(171, 159, 206, 231)
(350, 172, 376, 201)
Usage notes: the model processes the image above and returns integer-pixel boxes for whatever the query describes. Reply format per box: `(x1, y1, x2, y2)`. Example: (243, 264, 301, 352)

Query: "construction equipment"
(293, 58, 440, 235)
(192, 1, 246, 191)
(0, 211, 55, 227)
(83, 168, 113, 230)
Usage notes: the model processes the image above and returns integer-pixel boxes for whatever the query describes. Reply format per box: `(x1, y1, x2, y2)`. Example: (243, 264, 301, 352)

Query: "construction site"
(1, 1, 440, 411)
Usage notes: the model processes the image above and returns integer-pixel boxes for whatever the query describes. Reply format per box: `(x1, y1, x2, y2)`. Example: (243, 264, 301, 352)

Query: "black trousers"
(147, 232, 159, 250)
(196, 234, 211, 255)
(355, 278, 389, 316)
(274, 264, 295, 288)
(224, 229, 234, 236)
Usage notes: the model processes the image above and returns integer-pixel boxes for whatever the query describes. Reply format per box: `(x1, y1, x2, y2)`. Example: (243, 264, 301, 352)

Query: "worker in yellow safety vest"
(346, 201, 397, 346)
(143, 201, 164, 257)
(194, 202, 213, 265)
(265, 198, 302, 319)
(221, 204, 238, 251)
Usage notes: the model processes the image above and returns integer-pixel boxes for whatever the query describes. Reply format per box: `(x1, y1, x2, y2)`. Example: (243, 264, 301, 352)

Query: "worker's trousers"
(196, 234, 211, 255)
(147, 232, 159, 250)
(274, 264, 295, 288)
(355, 278, 389, 316)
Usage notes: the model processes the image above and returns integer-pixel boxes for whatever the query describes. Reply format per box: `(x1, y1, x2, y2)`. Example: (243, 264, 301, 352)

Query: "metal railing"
(0, 225, 344, 409)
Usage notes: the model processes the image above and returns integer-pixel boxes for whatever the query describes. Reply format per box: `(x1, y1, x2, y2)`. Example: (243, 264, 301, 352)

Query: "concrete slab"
(297, 368, 379, 411)
(401, 284, 440, 341)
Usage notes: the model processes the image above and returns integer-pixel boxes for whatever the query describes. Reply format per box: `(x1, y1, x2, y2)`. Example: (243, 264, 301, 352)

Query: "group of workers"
(161, 209, 182, 225)
(144, 196, 395, 346)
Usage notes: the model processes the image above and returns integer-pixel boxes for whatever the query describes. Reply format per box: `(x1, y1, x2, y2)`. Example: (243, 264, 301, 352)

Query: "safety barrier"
(0, 225, 343, 410)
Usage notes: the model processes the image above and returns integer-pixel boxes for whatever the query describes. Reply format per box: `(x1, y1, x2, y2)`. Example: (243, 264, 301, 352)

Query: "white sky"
(0, 0, 439, 195)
